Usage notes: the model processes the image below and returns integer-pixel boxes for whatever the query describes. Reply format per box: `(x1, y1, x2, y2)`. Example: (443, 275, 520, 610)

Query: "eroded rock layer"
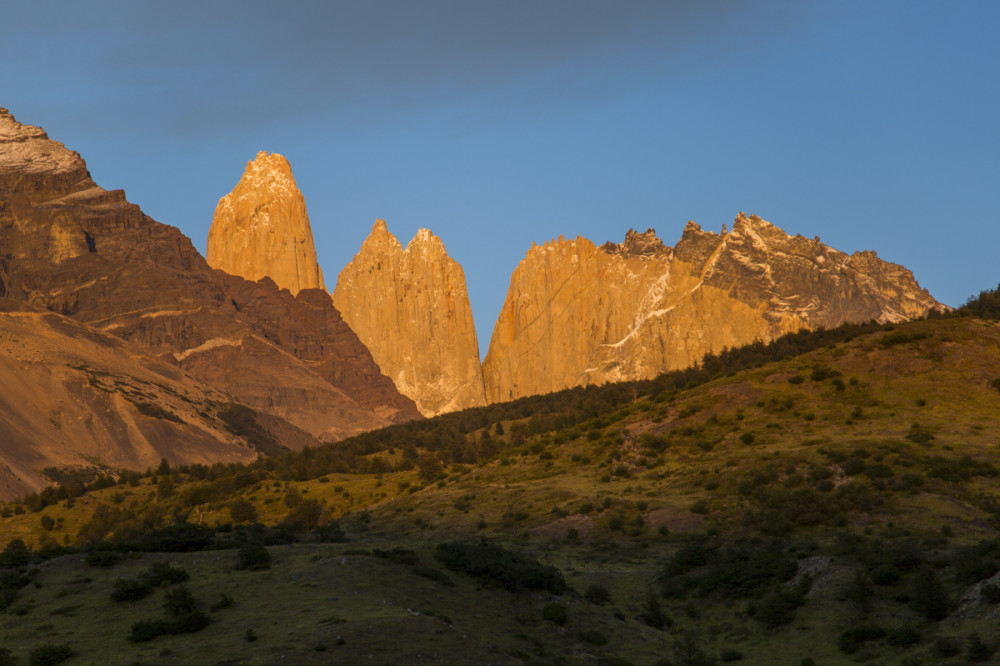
(0, 108, 420, 469)
(483, 215, 944, 402)
(208, 151, 324, 295)
(333, 220, 486, 416)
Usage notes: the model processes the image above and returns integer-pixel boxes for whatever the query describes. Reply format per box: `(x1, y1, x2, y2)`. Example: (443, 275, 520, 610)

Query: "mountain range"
(1, 108, 943, 495)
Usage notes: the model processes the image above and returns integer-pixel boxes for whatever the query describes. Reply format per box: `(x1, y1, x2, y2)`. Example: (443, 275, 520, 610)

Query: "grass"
(3, 316, 1000, 663)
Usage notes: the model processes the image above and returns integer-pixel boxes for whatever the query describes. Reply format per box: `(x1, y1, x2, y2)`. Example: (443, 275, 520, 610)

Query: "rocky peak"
(207, 151, 324, 295)
(0, 109, 91, 202)
(599, 228, 671, 259)
(0, 110, 422, 487)
(483, 214, 945, 403)
(333, 220, 486, 416)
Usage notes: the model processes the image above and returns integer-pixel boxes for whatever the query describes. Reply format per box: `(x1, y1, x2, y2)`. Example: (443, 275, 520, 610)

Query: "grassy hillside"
(3, 311, 1000, 664)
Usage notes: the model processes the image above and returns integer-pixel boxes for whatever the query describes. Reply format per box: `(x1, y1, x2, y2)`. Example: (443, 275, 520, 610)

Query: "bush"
(886, 625, 921, 648)
(27, 645, 73, 666)
(689, 499, 710, 515)
(0, 648, 16, 666)
(980, 583, 1000, 604)
(542, 602, 567, 626)
(720, 648, 744, 662)
(111, 577, 153, 602)
(229, 499, 257, 524)
(373, 547, 419, 565)
(146, 561, 189, 586)
(283, 499, 322, 531)
(909, 567, 950, 621)
(584, 583, 612, 605)
(749, 579, 810, 628)
(413, 565, 454, 587)
(129, 619, 170, 642)
(434, 541, 568, 594)
(967, 632, 994, 662)
(163, 586, 198, 617)
(932, 635, 961, 658)
(236, 542, 270, 571)
(838, 624, 887, 654)
(85, 550, 122, 567)
(578, 630, 609, 646)
(640, 592, 667, 629)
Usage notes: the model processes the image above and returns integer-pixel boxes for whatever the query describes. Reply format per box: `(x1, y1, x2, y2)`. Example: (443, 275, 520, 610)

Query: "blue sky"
(3, 1, 998, 354)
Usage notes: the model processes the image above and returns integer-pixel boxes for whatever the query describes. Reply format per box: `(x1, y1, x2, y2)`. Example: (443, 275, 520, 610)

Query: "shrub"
(0, 648, 15, 666)
(413, 565, 454, 587)
(584, 583, 612, 605)
(228, 499, 257, 524)
(373, 547, 419, 565)
(284, 499, 322, 531)
(932, 635, 961, 658)
(749, 578, 810, 628)
(146, 561, 189, 586)
(433, 541, 567, 594)
(966, 632, 994, 662)
(111, 577, 153, 602)
(129, 619, 170, 642)
(689, 499, 710, 515)
(28, 644, 73, 666)
(886, 625, 921, 648)
(85, 550, 122, 567)
(542, 602, 567, 626)
(838, 624, 886, 654)
(980, 583, 1000, 604)
(720, 648, 744, 662)
(640, 592, 667, 629)
(236, 542, 270, 571)
(909, 567, 950, 621)
(163, 586, 198, 617)
(578, 629, 609, 646)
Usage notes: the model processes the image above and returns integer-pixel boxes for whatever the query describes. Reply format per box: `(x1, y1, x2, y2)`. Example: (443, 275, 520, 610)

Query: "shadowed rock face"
(333, 220, 486, 416)
(208, 151, 325, 295)
(483, 214, 945, 402)
(0, 109, 420, 455)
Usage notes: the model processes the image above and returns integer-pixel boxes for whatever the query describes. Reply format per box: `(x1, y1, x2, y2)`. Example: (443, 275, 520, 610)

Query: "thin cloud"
(2, 1, 803, 139)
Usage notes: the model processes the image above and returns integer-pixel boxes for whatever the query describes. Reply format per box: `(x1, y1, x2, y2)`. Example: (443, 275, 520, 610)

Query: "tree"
(418, 454, 443, 483)
(229, 499, 257, 524)
(910, 567, 950, 621)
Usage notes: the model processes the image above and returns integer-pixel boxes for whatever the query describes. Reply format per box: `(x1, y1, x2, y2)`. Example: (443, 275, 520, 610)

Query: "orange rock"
(483, 214, 944, 402)
(208, 151, 324, 295)
(333, 220, 487, 416)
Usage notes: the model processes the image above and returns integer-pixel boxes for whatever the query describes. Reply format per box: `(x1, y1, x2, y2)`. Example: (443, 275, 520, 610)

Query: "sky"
(3, 1, 998, 355)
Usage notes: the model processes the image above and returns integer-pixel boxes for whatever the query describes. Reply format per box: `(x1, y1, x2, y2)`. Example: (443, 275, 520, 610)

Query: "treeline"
(952, 282, 1000, 320)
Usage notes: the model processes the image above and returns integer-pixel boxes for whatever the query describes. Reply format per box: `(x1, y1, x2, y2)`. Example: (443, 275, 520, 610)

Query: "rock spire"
(207, 151, 324, 294)
(333, 220, 487, 416)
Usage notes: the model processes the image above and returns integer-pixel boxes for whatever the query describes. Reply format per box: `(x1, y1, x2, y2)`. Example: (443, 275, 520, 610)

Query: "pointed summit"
(333, 220, 486, 416)
(207, 151, 324, 295)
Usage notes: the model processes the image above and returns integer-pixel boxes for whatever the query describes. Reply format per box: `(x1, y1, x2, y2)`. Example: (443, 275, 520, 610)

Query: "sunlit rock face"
(208, 151, 324, 295)
(483, 214, 945, 402)
(0, 109, 420, 450)
(333, 220, 487, 416)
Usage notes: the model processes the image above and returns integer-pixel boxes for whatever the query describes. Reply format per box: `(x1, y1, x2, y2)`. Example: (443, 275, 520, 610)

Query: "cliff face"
(333, 220, 486, 416)
(208, 151, 324, 295)
(483, 215, 945, 402)
(0, 109, 419, 458)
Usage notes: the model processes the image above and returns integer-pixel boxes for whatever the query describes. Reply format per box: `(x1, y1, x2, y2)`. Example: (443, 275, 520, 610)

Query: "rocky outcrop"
(0, 108, 420, 463)
(333, 220, 486, 416)
(483, 215, 945, 402)
(207, 151, 324, 295)
(0, 304, 270, 499)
